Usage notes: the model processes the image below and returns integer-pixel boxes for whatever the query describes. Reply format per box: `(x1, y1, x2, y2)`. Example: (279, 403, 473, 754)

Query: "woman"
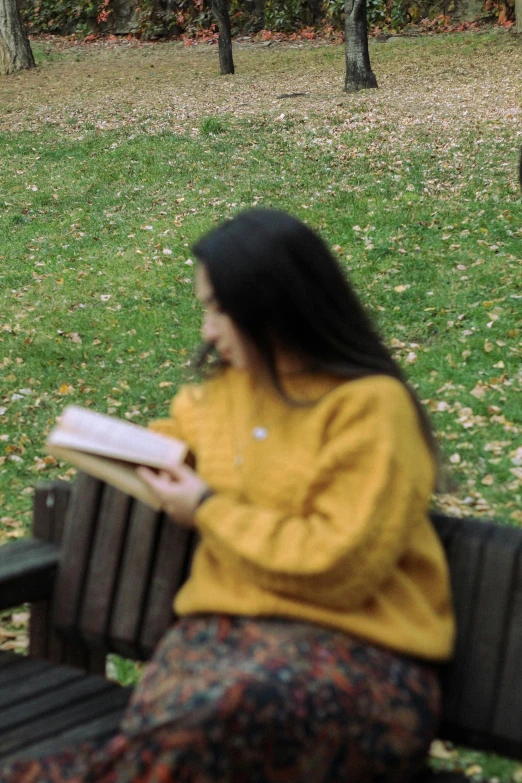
(4, 209, 454, 783)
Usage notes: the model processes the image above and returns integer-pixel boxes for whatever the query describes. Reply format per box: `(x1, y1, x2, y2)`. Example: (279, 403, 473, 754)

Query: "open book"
(46, 405, 188, 510)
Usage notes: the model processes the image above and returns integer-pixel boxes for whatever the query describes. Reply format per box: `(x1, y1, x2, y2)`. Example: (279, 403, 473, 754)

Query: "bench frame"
(1, 474, 522, 777)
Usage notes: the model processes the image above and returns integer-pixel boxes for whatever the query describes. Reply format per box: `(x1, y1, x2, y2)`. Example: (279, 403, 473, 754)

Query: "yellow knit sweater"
(149, 369, 455, 662)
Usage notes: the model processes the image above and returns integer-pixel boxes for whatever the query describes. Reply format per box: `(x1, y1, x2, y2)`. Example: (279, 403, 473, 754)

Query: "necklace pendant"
(252, 426, 269, 441)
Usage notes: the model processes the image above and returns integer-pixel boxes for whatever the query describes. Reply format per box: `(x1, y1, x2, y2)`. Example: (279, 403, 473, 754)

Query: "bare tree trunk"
(344, 0, 377, 93)
(0, 0, 35, 76)
(516, 0, 522, 33)
(210, 0, 234, 75)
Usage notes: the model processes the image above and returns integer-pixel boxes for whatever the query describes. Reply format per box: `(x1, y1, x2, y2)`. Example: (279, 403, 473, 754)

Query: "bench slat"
(4, 705, 128, 764)
(30, 482, 70, 663)
(139, 522, 196, 658)
(108, 501, 161, 658)
(52, 474, 104, 634)
(456, 526, 521, 737)
(79, 485, 132, 646)
(0, 666, 84, 710)
(0, 653, 21, 670)
(0, 676, 117, 733)
(26, 479, 106, 674)
(0, 680, 130, 759)
(0, 658, 52, 694)
(437, 518, 490, 729)
(491, 541, 522, 748)
(31, 481, 72, 545)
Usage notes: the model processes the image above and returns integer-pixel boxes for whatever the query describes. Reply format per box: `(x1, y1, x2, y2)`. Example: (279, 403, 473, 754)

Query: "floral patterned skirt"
(0, 616, 441, 783)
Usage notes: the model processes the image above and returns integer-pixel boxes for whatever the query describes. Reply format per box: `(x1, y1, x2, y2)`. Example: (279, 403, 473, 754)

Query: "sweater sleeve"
(147, 385, 199, 453)
(195, 384, 435, 611)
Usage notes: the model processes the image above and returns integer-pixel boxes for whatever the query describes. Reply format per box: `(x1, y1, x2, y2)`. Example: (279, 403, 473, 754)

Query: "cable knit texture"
(149, 370, 455, 661)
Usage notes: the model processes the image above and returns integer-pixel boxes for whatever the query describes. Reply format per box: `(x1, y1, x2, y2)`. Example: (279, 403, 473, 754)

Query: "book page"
(47, 405, 187, 470)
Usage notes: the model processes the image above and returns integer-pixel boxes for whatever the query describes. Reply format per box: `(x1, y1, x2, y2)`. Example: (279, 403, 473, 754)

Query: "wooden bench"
(0, 472, 521, 780)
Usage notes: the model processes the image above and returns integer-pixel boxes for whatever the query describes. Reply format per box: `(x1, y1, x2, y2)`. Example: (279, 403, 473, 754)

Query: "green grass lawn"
(0, 29, 521, 779)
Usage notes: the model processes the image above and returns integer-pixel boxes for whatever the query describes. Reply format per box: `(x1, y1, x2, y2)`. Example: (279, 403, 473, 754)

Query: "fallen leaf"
(511, 447, 522, 466)
(470, 384, 486, 400)
(0, 516, 21, 527)
(430, 739, 457, 760)
(390, 338, 406, 348)
(67, 332, 82, 344)
(12, 612, 29, 625)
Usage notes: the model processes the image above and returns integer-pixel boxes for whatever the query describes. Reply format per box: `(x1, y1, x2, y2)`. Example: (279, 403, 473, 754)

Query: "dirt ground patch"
(0, 31, 521, 139)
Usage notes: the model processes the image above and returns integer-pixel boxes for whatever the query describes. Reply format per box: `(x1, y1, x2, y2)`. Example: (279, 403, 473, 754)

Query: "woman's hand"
(137, 463, 211, 527)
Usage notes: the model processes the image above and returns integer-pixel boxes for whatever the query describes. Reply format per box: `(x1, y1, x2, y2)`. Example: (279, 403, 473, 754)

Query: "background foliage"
(20, 0, 515, 39)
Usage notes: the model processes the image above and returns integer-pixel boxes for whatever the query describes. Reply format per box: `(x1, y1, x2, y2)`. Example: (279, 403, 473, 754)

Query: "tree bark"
(0, 0, 35, 76)
(344, 0, 377, 93)
(210, 0, 234, 75)
(516, 0, 522, 33)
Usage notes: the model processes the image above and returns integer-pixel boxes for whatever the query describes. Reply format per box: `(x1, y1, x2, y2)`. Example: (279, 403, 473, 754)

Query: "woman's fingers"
(137, 467, 172, 491)
(135, 464, 209, 527)
(139, 462, 193, 482)
(165, 461, 196, 481)
(136, 466, 154, 482)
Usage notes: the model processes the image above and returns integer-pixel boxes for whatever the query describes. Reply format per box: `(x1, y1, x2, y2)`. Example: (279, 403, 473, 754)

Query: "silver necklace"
(231, 386, 270, 469)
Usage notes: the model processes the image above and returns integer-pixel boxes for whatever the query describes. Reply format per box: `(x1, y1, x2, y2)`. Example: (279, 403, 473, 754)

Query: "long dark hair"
(192, 208, 437, 461)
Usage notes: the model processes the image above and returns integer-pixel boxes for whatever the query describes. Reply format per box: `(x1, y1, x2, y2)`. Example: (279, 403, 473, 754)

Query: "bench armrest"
(0, 538, 60, 610)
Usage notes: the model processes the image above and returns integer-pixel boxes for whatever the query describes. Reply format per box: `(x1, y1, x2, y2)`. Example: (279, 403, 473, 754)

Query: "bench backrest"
(31, 474, 196, 664)
(54, 474, 197, 660)
(433, 512, 522, 760)
(30, 475, 522, 760)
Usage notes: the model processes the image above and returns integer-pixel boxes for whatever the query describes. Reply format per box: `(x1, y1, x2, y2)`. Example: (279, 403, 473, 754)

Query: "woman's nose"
(202, 313, 218, 343)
